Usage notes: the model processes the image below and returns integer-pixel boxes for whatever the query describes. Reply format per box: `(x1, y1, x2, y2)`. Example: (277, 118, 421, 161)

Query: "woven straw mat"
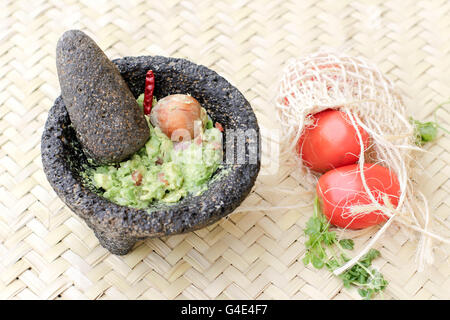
(1, 0, 449, 300)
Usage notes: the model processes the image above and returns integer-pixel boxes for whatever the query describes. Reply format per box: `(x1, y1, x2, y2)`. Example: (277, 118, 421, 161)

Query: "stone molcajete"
(42, 50, 260, 255)
(56, 30, 149, 164)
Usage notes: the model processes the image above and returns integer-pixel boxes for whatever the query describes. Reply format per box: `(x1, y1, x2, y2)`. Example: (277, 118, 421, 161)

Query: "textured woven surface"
(1, 0, 449, 300)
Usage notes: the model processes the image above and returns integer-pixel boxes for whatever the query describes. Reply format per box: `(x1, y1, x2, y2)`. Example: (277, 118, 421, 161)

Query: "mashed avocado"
(87, 97, 223, 208)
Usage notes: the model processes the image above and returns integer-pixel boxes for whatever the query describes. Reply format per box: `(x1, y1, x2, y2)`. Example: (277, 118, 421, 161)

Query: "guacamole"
(86, 98, 223, 208)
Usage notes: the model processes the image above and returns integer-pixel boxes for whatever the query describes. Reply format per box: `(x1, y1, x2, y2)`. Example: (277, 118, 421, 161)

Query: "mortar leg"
(94, 230, 136, 255)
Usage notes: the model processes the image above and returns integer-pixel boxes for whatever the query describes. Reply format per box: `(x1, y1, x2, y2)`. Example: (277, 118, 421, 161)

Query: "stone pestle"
(56, 29, 149, 164)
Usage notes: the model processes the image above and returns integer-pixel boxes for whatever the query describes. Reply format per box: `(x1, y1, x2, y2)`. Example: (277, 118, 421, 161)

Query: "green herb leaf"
(206, 119, 213, 129)
(302, 196, 387, 300)
(137, 93, 145, 112)
(339, 239, 355, 250)
(323, 231, 336, 245)
(412, 119, 438, 146)
(311, 255, 325, 269)
(358, 288, 371, 300)
(302, 255, 310, 265)
(411, 100, 450, 146)
(361, 249, 381, 264)
(325, 258, 340, 271)
(305, 216, 322, 236)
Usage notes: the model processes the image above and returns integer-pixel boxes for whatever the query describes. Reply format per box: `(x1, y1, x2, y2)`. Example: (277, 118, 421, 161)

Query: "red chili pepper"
(215, 122, 224, 132)
(143, 70, 155, 115)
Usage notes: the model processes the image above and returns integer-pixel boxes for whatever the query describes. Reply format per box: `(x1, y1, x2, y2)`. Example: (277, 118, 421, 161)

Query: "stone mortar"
(41, 56, 261, 255)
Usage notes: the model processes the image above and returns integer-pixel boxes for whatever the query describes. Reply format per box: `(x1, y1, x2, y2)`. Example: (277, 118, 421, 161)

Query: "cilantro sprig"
(303, 197, 388, 299)
(412, 100, 450, 146)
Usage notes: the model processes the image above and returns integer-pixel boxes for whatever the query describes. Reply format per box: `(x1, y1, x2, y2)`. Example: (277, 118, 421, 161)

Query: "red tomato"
(316, 163, 400, 229)
(297, 109, 370, 173)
